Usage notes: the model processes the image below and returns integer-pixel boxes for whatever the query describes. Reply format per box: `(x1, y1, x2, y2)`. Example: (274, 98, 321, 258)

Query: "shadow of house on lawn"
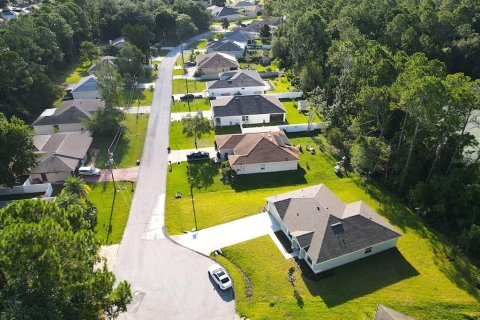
(301, 248, 419, 308)
(92, 134, 130, 169)
(230, 167, 307, 192)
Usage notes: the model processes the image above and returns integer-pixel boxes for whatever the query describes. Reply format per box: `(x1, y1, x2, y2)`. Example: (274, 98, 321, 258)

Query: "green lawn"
(215, 234, 479, 320)
(268, 75, 294, 93)
(124, 88, 154, 106)
(172, 79, 207, 94)
(89, 182, 134, 245)
(187, 40, 207, 50)
(282, 100, 309, 124)
(92, 114, 149, 169)
(53, 59, 89, 85)
(171, 98, 211, 113)
(169, 121, 215, 150)
(239, 62, 277, 72)
(173, 68, 186, 76)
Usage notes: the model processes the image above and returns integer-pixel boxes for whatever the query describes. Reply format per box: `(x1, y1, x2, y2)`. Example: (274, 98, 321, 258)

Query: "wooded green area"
(267, 0, 480, 263)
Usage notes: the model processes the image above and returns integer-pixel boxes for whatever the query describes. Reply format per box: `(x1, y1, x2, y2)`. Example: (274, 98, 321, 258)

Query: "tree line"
(267, 0, 480, 262)
(0, 0, 211, 123)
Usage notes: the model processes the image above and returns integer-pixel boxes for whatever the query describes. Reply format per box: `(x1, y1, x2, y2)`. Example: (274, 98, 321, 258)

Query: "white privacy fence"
(0, 182, 53, 197)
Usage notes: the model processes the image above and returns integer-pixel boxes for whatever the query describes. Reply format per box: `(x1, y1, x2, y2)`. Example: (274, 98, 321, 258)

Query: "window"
(242, 115, 249, 122)
(365, 247, 372, 254)
(260, 163, 266, 170)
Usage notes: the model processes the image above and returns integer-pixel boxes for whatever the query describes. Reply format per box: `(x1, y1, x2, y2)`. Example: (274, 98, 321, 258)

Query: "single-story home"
(87, 56, 117, 74)
(266, 184, 401, 273)
(109, 36, 128, 49)
(1, 9, 20, 21)
(30, 131, 93, 183)
(211, 94, 286, 127)
(216, 131, 299, 174)
(235, 18, 281, 37)
(196, 52, 240, 78)
(70, 75, 100, 100)
(233, 2, 263, 16)
(374, 305, 414, 320)
(208, 6, 242, 21)
(224, 30, 256, 46)
(207, 69, 268, 97)
(32, 99, 104, 134)
(206, 39, 246, 58)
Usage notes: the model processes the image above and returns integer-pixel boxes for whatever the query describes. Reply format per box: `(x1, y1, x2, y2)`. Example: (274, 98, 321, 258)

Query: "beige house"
(30, 131, 93, 183)
(216, 131, 299, 174)
(266, 184, 401, 273)
(196, 52, 240, 79)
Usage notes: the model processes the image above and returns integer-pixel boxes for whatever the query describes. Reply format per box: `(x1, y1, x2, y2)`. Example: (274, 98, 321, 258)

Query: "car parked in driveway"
(208, 264, 232, 290)
(78, 166, 101, 176)
(186, 151, 210, 161)
(184, 61, 196, 67)
(180, 94, 195, 101)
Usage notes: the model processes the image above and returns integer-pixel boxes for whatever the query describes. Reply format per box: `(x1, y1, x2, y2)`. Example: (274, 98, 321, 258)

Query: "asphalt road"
(115, 32, 235, 320)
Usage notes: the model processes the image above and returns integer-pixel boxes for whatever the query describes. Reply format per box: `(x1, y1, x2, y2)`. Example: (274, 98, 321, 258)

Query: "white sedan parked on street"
(208, 264, 232, 290)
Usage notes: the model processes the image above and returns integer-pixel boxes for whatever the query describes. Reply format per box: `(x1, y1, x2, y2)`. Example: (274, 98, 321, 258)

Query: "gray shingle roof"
(196, 52, 239, 69)
(267, 184, 401, 264)
(32, 99, 104, 126)
(207, 40, 244, 52)
(71, 75, 98, 93)
(224, 30, 255, 43)
(207, 70, 265, 89)
(211, 95, 285, 117)
(210, 6, 239, 17)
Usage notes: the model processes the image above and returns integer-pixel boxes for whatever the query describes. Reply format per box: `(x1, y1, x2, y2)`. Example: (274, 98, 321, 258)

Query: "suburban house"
(211, 95, 286, 127)
(266, 184, 401, 273)
(224, 30, 256, 46)
(208, 6, 242, 21)
(29, 131, 93, 183)
(233, 1, 263, 16)
(87, 56, 117, 74)
(207, 69, 268, 97)
(32, 99, 104, 134)
(216, 131, 299, 174)
(235, 18, 281, 37)
(70, 75, 100, 100)
(109, 36, 128, 49)
(206, 39, 246, 58)
(374, 305, 414, 320)
(196, 52, 240, 79)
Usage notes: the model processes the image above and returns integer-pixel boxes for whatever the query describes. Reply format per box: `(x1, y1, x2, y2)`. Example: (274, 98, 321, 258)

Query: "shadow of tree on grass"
(188, 160, 220, 189)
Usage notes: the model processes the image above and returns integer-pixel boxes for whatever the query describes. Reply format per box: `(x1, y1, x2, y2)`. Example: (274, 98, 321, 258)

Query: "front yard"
(92, 114, 149, 169)
(171, 98, 211, 113)
(165, 131, 480, 319)
(169, 121, 215, 150)
(124, 88, 154, 106)
(172, 79, 207, 94)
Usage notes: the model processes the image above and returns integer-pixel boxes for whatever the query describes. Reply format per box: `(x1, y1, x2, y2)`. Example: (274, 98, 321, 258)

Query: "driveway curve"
(114, 31, 235, 320)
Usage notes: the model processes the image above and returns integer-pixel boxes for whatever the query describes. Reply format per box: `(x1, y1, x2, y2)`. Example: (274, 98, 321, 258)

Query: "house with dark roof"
(70, 75, 100, 100)
(374, 305, 414, 320)
(206, 39, 246, 58)
(235, 18, 281, 37)
(266, 184, 401, 273)
(211, 95, 285, 127)
(233, 1, 263, 16)
(224, 30, 256, 46)
(30, 131, 93, 183)
(32, 99, 104, 134)
(216, 131, 299, 174)
(87, 56, 117, 74)
(208, 5, 242, 21)
(207, 69, 268, 96)
(196, 52, 240, 79)
(109, 36, 128, 49)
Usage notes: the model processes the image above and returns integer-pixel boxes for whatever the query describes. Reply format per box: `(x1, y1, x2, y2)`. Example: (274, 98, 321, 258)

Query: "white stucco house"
(216, 131, 299, 175)
(206, 40, 246, 58)
(207, 70, 268, 97)
(29, 131, 93, 183)
(266, 184, 401, 273)
(211, 94, 286, 127)
(32, 99, 104, 134)
(70, 75, 100, 100)
(196, 52, 240, 79)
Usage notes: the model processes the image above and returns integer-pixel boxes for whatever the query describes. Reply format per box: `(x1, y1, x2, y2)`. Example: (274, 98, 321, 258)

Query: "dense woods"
(0, 0, 210, 122)
(267, 0, 480, 262)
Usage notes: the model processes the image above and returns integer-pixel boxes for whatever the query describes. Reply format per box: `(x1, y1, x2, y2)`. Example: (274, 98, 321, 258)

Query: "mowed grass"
(124, 88, 154, 106)
(89, 182, 134, 245)
(171, 98, 211, 113)
(166, 131, 480, 319)
(187, 40, 207, 50)
(282, 100, 322, 124)
(172, 79, 207, 94)
(92, 114, 149, 169)
(173, 68, 186, 76)
(53, 59, 89, 85)
(215, 235, 479, 320)
(268, 75, 294, 93)
(169, 121, 215, 150)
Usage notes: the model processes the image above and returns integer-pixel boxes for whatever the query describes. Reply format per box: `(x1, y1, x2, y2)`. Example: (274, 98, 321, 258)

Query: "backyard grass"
(239, 62, 277, 72)
(169, 121, 215, 150)
(53, 59, 89, 85)
(187, 40, 207, 50)
(89, 182, 134, 245)
(283, 100, 309, 124)
(124, 88, 154, 106)
(92, 114, 149, 169)
(172, 79, 207, 94)
(171, 98, 211, 113)
(215, 234, 479, 320)
(268, 75, 294, 93)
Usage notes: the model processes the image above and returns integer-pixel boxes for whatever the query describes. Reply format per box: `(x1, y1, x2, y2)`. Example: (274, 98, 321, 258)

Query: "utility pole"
(188, 165, 198, 233)
(180, 42, 191, 113)
(107, 152, 117, 191)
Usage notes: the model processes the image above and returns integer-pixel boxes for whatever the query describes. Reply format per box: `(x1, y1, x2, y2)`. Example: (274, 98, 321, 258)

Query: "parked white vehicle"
(208, 264, 232, 290)
(78, 166, 101, 176)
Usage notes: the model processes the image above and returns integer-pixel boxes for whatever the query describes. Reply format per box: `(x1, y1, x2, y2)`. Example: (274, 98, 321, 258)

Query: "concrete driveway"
(82, 167, 138, 183)
(168, 147, 217, 163)
(171, 213, 294, 259)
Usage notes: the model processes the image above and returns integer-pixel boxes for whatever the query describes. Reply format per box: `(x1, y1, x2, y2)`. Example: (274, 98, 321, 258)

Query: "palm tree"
(56, 192, 83, 209)
(61, 177, 91, 198)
